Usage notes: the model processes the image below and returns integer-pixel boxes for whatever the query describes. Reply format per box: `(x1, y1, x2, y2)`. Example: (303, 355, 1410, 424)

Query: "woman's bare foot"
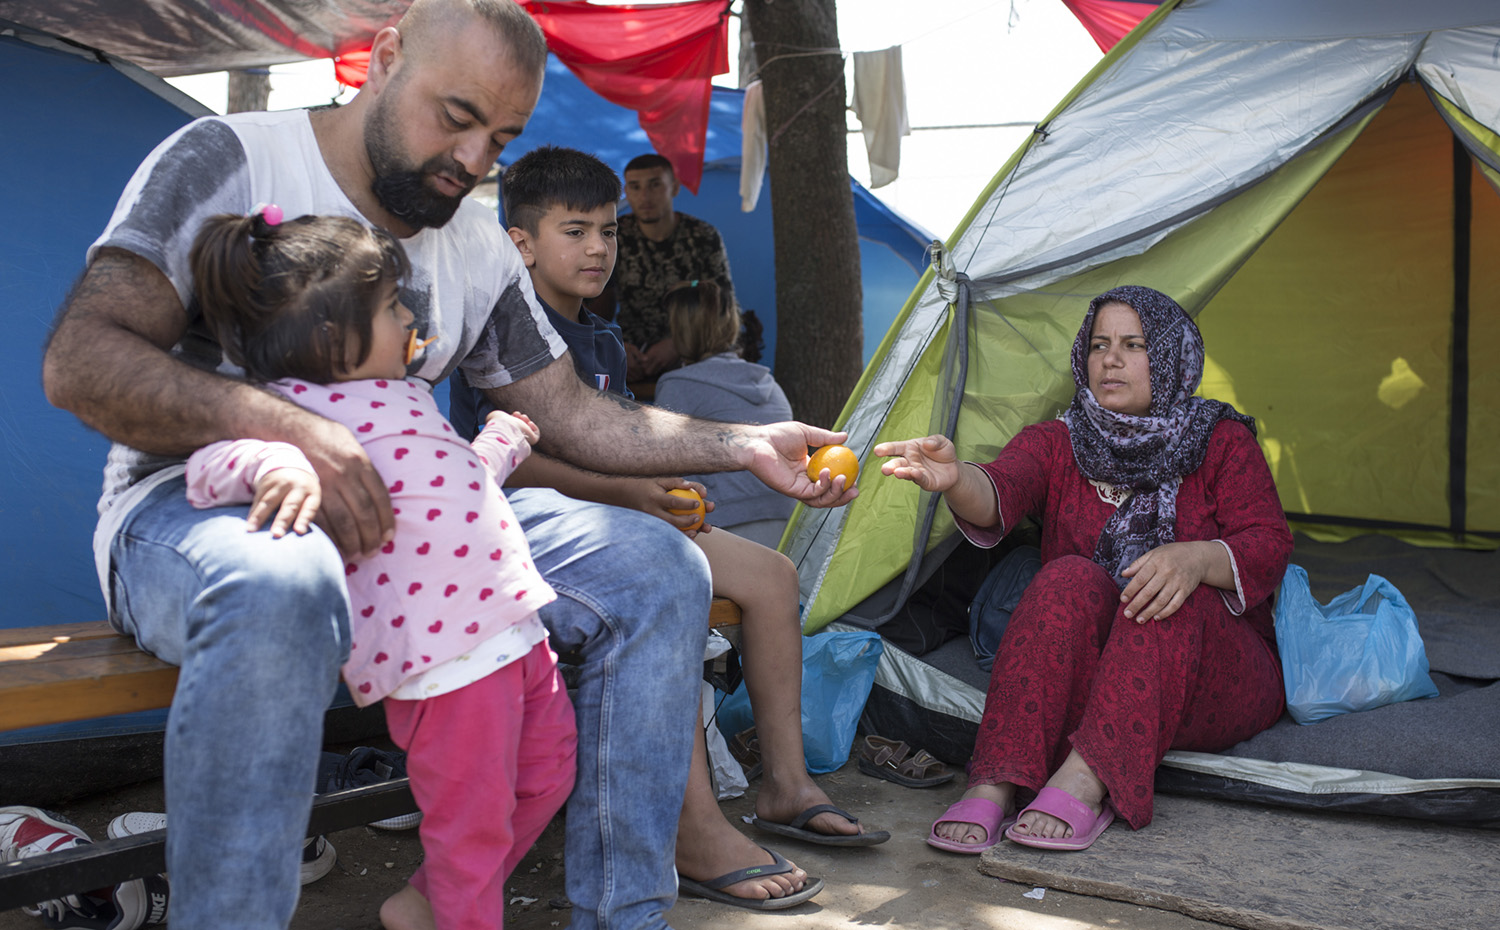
(379, 884, 434, 930)
(753, 770, 864, 839)
(675, 807, 807, 902)
(931, 782, 1016, 846)
(1011, 749, 1107, 839)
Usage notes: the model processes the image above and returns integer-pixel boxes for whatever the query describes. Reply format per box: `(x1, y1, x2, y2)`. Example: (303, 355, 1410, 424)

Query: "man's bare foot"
(676, 808, 807, 902)
(931, 782, 1015, 846)
(379, 884, 434, 930)
(753, 771, 864, 838)
(1011, 750, 1107, 839)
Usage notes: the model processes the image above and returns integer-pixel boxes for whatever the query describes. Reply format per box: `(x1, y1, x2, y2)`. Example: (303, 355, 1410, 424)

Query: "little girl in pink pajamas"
(182, 208, 576, 930)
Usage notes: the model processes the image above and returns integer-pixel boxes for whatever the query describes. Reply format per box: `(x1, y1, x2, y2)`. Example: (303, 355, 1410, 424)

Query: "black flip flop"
(676, 847, 825, 910)
(750, 803, 891, 846)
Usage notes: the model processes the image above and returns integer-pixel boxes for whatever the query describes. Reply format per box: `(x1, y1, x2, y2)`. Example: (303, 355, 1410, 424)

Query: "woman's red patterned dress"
(955, 418, 1291, 829)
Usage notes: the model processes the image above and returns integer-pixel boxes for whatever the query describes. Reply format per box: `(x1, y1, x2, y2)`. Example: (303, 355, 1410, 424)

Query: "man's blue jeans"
(110, 478, 708, 930)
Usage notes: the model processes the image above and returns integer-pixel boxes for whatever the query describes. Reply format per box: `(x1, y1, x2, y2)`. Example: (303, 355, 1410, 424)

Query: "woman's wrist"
(946, 461, 1000, 527)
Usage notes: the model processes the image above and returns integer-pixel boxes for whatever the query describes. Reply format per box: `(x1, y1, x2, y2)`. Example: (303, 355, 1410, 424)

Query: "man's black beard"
(365, 106, 476, 230)
(369, 166, 469, 229)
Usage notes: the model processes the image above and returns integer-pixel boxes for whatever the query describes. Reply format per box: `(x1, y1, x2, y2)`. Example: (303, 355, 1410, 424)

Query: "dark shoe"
(318, 747, 421, 830)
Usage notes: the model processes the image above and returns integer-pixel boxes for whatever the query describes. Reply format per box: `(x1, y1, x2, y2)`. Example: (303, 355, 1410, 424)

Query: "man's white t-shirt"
(87, 109, 567, 599)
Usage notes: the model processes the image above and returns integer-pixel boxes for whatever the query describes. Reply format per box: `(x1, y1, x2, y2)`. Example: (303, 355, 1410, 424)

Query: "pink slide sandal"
(926, 797, 1017, 854)
(1004, 786, 1115, 851)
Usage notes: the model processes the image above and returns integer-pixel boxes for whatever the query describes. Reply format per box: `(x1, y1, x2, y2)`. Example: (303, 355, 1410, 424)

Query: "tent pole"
(1448, 135, 1471, 540)
(878, 274, 973, 624)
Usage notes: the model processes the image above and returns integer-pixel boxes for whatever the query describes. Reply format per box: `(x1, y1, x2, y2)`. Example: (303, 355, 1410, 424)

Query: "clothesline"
(738, 0, 1015, 74)
(856, 121, 1040, 132)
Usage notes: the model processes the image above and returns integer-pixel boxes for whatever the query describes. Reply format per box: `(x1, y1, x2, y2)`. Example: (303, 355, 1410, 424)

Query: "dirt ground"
(1, 750, 1232, 930)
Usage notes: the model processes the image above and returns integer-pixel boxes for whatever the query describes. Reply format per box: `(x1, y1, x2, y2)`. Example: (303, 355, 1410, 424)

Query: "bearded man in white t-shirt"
(41, 3, 854, 929)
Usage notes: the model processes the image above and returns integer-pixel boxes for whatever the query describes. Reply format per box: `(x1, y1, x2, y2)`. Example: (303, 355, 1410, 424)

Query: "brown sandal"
(729, 726, 762, 780)
(856, 735, 955, 788)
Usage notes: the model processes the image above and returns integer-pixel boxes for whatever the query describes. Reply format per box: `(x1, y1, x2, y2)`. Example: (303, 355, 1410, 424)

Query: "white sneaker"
(106, 810, 336, 886)
(299, 835, 337, 885)
(0, 805, 168, 930)
(106, 812, 165, 840)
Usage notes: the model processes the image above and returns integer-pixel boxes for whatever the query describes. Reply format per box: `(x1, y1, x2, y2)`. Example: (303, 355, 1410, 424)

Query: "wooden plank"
(1, 636, 158, 667)
(709, 596, 742, 629)
(0, 620, 122, 649)
(1, 648, 175, 688)
(0, 624, 179, 732)
(0, 667, 179, 731)
(2, 594, 744, 734)
(976, 793, 1499, 930)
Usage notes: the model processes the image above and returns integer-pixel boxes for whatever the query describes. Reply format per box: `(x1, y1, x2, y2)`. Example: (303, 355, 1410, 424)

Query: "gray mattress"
(1218, 533, 1500, 782)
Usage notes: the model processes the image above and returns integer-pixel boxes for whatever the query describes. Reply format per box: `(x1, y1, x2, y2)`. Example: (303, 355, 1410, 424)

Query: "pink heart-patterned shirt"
(186, 378, 555, 705)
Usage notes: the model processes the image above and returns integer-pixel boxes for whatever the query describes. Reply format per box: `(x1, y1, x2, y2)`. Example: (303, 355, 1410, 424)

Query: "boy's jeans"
(110, 479, 707, 930)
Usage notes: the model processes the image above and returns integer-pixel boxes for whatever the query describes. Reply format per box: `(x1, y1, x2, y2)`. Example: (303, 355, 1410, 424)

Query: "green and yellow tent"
(790, 0, 1500, 634)
(783, 0, 1500, 825)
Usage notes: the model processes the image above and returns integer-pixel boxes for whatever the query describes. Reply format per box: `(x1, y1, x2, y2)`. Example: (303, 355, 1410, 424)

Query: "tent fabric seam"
(967, 86, 1399, 291)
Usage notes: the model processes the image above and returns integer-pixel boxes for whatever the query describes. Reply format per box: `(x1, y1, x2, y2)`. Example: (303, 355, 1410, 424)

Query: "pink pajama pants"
(968, 555, 1284, 829)
(383, 639, 577, 930)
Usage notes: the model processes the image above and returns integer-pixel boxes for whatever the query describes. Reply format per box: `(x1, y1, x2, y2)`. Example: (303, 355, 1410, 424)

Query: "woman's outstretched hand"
(874, 435, 961, 493)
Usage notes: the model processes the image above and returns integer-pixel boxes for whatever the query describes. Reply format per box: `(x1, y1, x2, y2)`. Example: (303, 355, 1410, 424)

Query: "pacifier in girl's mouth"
(405, 329, 438, 365)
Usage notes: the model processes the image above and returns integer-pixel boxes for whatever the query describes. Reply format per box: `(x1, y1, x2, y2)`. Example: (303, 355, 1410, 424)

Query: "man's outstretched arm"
(42, 248, 394, 554)
(486, 356, 857, 508)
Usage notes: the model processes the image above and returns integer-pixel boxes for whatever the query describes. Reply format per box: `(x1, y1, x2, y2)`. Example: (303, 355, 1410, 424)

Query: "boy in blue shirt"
(448, 147, 628, 438)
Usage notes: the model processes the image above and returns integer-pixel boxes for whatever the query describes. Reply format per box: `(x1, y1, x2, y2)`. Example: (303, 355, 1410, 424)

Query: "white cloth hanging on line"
(852, 45, 909, 189)
(739, 79, 768, 212)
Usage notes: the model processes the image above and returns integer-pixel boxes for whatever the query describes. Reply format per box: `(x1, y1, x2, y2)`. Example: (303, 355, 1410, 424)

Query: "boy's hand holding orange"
(665, 486, 707, 533)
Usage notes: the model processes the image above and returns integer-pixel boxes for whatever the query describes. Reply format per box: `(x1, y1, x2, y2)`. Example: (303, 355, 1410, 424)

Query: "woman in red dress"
(876, 285, 1291, 853)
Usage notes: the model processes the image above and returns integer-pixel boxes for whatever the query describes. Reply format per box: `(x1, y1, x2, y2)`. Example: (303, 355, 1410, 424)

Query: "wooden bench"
(0, 598, 742, 910)
(0, 622, 179, 733)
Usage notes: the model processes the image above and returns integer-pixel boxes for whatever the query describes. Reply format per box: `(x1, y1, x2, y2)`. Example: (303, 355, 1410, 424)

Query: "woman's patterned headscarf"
(1060, 285, 1254, 587)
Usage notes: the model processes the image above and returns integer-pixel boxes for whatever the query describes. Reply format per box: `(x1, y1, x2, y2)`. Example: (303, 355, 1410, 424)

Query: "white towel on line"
(852, 45, 909, 189)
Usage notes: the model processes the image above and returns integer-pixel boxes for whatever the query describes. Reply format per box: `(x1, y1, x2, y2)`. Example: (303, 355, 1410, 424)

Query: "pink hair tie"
(253, 203, 284, 226)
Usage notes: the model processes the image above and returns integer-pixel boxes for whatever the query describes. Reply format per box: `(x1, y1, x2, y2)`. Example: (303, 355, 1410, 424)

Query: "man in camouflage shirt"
(605, 153, 735, 380)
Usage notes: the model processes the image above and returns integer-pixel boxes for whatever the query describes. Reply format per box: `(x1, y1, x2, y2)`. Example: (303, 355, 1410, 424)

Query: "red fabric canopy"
(1060, 0, 1160, 53)
(336, 0, 731, 193)
(522, 1, 730, 193)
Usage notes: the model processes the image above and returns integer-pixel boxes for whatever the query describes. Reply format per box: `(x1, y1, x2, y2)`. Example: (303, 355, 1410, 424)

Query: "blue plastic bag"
(714, 629, 884, 774)
(1273, 564, 1439, 725)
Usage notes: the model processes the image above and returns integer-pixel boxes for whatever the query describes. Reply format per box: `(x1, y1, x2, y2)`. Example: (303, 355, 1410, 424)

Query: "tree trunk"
(227, 70, 270, 113)
(744, 0, 862, 429)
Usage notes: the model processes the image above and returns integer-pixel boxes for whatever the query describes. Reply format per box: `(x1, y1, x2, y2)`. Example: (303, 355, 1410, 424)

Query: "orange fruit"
(806, 444, 859, 489)
(665, 487, 705, 532)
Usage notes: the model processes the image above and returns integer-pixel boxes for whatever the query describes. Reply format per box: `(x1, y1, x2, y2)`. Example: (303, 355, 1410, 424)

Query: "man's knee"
(136, 517, 350, 670)
(637, 518, 711, 601)
(204, 527, 351, 656)
(521, 489, 710, 607)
